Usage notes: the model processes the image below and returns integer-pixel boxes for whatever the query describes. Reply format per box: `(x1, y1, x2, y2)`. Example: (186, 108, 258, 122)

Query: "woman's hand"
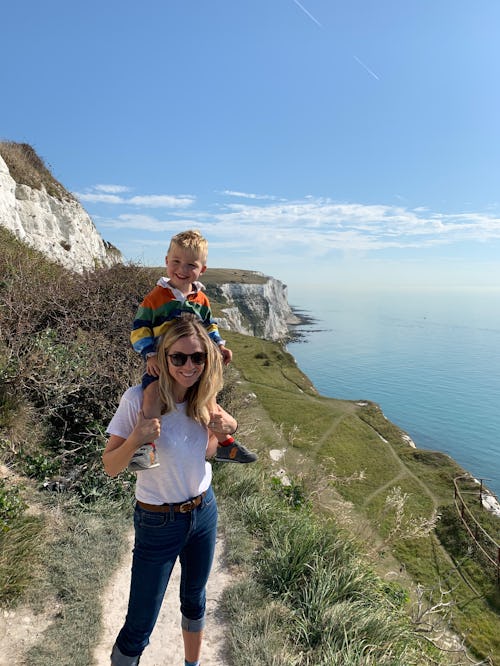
(102, 411, 161, 477)
(135, 410, 161, 442)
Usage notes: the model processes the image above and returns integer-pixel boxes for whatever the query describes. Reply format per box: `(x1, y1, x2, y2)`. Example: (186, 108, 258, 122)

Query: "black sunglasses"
(167, 352, 207, 367)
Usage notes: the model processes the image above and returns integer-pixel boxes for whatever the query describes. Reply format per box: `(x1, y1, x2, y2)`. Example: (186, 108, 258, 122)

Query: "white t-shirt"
(106, 385, 212, 504)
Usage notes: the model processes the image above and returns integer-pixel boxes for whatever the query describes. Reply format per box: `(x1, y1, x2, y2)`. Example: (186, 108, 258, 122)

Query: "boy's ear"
(200, 265, 207, 274)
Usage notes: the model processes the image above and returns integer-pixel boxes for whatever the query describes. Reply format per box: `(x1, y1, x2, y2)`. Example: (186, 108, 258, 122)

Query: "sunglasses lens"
(169, 353, 186, 366)
(191, 353, 207, 365)
(168, 352, 207, 366)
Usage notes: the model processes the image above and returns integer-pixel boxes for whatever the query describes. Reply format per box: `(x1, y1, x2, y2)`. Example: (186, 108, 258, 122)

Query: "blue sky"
(2, 0, 500, 297)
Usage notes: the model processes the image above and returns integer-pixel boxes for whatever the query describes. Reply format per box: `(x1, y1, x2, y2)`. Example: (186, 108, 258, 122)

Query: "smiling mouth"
(180, 370, 199, 378)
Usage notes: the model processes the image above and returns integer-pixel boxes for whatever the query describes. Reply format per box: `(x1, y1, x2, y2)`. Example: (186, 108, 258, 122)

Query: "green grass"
(400, 449, 465, 504)
(395, 535, 500, 662)
(224, 332, 317, 395)
(0, 515, 45, 604)
(214, 464, 439, 665)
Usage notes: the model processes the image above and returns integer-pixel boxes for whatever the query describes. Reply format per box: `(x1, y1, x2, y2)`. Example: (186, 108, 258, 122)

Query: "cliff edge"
(0, 142, 122, 272)
(203, 268, 302, 342)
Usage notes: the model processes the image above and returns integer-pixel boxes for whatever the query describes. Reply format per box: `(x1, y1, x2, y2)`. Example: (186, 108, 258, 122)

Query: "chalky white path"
(92, 533, 231, 666)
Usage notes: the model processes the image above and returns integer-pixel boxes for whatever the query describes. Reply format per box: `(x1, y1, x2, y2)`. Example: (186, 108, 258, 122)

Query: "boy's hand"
(135, 410, 161, 444)
(219, 345, 232, 366)
(146, 355, 161, 377)
(208, 407, 236, 434)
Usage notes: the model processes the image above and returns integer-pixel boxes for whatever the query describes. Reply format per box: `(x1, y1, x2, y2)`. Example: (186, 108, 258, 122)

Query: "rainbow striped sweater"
(130, 277, 224, 359)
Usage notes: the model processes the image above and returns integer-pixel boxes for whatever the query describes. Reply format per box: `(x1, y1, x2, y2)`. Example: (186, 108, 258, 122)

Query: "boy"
(129, 229, 257, 470)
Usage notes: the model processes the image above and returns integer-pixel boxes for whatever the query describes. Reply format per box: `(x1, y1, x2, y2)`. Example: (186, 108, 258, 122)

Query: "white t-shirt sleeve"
(106, 386, 142, 439)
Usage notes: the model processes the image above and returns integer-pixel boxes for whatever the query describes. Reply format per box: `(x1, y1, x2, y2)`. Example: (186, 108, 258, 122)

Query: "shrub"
(271, 475, 308, 508)
(22, 454, 60, 481)
(435, 504, 472, 558)
(0, 479, 26, 532)
(0, 229, 156, 502)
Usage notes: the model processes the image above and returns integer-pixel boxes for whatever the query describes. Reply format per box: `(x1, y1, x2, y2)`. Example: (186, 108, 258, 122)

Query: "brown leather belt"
(137, 491, 206, 514)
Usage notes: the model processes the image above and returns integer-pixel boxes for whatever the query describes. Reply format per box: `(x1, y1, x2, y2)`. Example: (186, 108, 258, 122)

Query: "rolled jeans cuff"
(181, 613, 205, 632)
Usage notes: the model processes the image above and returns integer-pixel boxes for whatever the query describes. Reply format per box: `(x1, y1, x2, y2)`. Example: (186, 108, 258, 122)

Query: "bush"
(435, 505, 472, 558)
(0, 228, 156, 502)
(0, 479, 26, 532)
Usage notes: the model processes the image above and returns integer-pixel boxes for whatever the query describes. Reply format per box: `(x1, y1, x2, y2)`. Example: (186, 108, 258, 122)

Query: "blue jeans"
(114, 486, 218, 659)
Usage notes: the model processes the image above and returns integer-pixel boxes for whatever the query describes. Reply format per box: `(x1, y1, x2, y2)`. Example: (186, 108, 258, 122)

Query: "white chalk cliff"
(0, 154, 121, 273)
(216, 276, 301, 341)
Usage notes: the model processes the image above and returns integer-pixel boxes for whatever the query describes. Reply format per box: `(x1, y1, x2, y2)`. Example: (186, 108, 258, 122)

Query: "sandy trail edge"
(92, 531, 232, 666)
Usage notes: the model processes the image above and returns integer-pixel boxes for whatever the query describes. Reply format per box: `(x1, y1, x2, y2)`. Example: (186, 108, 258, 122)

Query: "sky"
(2, 0, 500, 300)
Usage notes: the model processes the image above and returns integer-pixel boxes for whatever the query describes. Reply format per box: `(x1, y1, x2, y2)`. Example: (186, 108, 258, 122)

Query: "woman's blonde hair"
(156, 314, 223, 424)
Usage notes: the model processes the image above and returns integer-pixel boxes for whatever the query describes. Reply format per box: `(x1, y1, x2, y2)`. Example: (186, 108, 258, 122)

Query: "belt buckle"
(179, 500, 195, 513)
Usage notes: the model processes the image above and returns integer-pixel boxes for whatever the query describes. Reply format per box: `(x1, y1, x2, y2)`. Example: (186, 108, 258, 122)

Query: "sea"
(286, 288, 500, 499)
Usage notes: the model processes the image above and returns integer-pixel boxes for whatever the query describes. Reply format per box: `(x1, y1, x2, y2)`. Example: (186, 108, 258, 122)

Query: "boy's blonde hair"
(167, 229, 208, 264)
(156, 314, 222, 424)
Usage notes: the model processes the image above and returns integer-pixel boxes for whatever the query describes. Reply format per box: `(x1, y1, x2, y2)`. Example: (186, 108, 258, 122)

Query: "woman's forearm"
(103, 413, 161, 477)
(102, 433, 141, 477)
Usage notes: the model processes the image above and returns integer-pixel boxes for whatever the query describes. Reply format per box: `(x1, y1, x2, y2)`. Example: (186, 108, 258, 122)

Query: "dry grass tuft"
(0, 141, 73, 202)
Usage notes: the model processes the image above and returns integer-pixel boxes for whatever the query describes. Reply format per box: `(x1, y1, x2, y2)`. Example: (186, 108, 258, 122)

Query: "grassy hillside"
(222, 331, 500, 663)
(1, 225, 499, 664)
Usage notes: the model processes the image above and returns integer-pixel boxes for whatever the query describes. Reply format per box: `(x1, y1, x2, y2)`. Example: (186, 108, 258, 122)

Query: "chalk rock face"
(216, 275, 301, 341)
(0, 154, 121, 272)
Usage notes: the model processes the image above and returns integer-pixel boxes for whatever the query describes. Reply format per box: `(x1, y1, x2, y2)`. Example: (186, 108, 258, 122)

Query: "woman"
(103, 314, 237, 666)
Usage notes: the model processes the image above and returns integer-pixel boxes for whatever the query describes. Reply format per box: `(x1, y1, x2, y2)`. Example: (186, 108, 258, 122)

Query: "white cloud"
(207, 198, 500, 249)
(94, 184, 132, 193)
(83, 185, 500, 267)
(100, 214, 175, 232)
(74, 187, 195, 209)
(218, 189, 283, 201)
(128, 194, 195, 208)
(100, 214, 204, 233)
(76, 193, 124, 204)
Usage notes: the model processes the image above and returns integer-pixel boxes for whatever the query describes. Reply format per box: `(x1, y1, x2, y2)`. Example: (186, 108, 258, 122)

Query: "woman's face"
(166, 334, 206, 399)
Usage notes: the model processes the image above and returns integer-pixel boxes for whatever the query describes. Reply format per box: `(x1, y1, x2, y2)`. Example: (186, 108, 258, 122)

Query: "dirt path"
(92, 531, 232, 666)
(361, 420, 441, 512)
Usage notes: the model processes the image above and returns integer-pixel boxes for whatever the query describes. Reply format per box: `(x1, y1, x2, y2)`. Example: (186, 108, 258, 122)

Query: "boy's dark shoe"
(215, 440, 257, 464)
(128, 443, 160, 472)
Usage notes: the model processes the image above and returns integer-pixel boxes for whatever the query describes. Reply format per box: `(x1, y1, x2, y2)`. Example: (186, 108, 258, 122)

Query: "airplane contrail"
(292, 0, 322, 27)
(353, 55, 380, 81)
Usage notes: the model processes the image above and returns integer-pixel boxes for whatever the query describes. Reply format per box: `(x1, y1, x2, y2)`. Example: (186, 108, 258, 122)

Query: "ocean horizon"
(286, 287, 500, 499)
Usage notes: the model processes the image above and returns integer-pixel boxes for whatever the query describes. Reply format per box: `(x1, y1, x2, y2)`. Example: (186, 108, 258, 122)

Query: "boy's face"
(165, 244, 207, 291)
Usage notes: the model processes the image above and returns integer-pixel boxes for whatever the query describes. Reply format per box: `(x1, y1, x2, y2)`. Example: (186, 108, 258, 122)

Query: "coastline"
(287, 306, 323, 343)
(285, 310, 500, 520)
